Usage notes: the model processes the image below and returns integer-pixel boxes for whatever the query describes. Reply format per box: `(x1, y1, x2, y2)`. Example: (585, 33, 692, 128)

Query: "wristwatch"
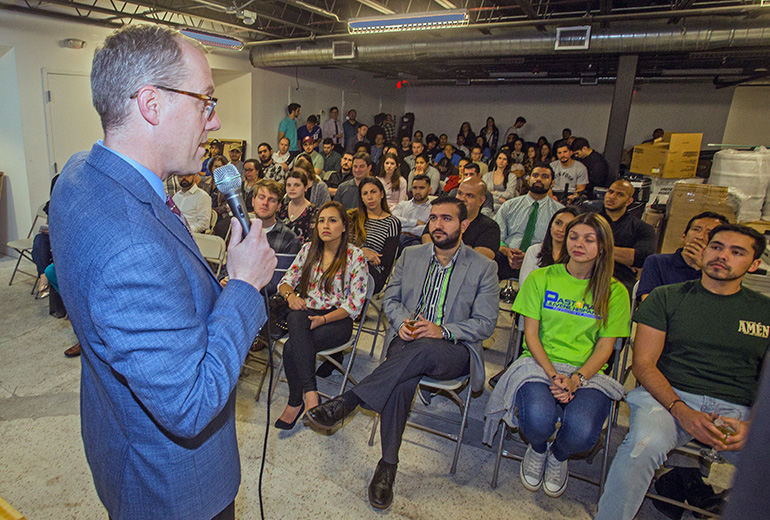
(282, 290, 294, 301)
(441, 326, 451, 341)
(571, 371, 587, 387)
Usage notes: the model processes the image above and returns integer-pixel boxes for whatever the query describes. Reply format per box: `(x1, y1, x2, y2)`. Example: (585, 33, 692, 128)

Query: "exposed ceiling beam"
(187, 0, 327, 34)
(668, 0, 697, 24)
(0, 3, 120, 28)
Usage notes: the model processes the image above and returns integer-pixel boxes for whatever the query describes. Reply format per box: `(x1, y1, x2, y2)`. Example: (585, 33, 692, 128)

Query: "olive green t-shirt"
(634, 280, 770, 407)
(513, 263, 631, 367)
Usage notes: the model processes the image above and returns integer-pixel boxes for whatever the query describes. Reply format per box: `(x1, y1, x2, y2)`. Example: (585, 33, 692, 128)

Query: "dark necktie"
(519, 201, 539, 252)
(334, 120, 340, 143)
(166, 195, 191, 232)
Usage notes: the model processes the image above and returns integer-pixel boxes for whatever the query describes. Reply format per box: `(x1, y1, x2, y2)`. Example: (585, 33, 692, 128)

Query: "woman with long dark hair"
(485, 212, 630, 498)
(275, 202, 369, 429)
(519, 206, 582, 284)
(377, 152, 407, 208)
(458, 121, 476, 148)
(522, 145, 538, 177)
(348, 177, 401, 294)
(483, 150, 518, 213)
(278, 170, 317, 243)
(480, 116, 499, 151)
(539, 142, 555, 164)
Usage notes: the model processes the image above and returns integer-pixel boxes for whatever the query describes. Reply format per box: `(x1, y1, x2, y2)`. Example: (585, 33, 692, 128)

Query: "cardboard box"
(660, 183, 736, 254)
(630, 132, 703, 178)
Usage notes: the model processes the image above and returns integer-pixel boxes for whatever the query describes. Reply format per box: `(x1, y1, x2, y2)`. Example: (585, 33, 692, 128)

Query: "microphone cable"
(258, 286, 274, 520)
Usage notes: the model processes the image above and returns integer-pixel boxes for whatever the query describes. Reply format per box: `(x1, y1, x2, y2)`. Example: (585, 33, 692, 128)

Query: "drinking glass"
(699, 405, 739, 464)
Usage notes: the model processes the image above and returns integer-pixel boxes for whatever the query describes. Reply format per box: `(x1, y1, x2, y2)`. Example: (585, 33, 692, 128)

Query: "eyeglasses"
(130, 85, 217, 121)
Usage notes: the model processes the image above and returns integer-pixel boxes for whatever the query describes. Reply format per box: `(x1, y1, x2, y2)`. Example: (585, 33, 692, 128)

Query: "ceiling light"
(349, 10, 469, 34)
(180, 28, 244, 51)
(434, 0, 458, 8)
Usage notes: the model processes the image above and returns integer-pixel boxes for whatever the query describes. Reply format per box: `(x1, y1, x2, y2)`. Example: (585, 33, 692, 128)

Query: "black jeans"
(283, 308, 353, 406)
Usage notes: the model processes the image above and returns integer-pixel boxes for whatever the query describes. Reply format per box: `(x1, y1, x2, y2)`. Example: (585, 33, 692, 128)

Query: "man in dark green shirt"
(597, 224, 769, 520)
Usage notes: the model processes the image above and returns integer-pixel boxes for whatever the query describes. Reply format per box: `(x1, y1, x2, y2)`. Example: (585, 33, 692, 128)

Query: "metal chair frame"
(7, 203, 47, 288)
(192, 233, 226, 277)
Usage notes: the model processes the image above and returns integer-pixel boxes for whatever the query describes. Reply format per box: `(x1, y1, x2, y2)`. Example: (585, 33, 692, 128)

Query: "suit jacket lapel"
(444, 246, 470, 317)
(87, 145, 218, 284)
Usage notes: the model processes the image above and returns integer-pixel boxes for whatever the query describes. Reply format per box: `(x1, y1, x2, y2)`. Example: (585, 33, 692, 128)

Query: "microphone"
(213, 163, 251, 238)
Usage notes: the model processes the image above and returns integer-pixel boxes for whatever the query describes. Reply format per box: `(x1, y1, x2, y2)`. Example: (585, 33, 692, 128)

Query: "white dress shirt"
(172, 184, 212, 233)
(322, 117, 343, 145)
(392, 198, 432, 236)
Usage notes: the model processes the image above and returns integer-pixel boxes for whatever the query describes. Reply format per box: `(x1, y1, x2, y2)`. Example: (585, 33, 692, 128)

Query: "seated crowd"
(38, 108, 766, 516)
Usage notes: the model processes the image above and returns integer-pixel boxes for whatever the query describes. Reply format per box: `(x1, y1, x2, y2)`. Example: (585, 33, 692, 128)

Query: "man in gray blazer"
(307, 197, 499, 510)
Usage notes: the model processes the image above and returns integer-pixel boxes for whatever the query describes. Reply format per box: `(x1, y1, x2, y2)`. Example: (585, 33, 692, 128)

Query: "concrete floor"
(0, 254, 708, 520)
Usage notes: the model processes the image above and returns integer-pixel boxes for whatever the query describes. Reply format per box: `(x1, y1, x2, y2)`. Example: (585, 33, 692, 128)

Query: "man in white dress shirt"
(172, 173, 212, 233)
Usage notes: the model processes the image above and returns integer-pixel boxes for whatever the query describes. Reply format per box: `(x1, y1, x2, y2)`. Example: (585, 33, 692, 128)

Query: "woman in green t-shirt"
(508, 212, 630, 498)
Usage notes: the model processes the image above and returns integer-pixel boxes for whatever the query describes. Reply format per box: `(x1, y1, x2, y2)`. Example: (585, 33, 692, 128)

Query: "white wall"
(211, 71, 253, 153)
(403, 82, 735, 153)
(722, 86, 770, 147)
(250, 66, 406, 150)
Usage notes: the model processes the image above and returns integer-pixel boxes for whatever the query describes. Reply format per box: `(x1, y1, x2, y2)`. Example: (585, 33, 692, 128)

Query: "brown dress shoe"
(64, 343, 81, 357)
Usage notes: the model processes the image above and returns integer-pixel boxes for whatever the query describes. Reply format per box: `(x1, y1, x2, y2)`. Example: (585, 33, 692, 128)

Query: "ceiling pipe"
(189, 0, 329, 34)
(246, 4, 767, 46)
(250, 24, 770, 68)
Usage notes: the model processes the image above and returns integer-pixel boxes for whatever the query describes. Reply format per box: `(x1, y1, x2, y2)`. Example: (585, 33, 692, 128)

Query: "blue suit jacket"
(49, 144, 265, 520)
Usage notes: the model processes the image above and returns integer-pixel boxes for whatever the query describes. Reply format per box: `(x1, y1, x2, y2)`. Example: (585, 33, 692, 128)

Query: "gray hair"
(91, 25, 187, 132)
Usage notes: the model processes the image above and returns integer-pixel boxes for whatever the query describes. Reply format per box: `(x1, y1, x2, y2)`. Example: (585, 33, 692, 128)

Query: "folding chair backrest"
(192, 233, 226, 276)
(267, 253, 298, 295)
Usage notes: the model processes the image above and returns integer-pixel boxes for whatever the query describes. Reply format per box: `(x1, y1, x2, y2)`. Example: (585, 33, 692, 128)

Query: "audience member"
(571, 137, 610, 198)
(299, 136, 324, 175)
(458, 121, 476, 149)
(367, 113, 386, 144)
(259, 142, 286, 184)
(356, 124, 370, 148)
(370, 131, 386, 164)
(551, 140, 588, 202)
(335, 151, 372, 210)
(519, 206, 582, 285)
(306, 197, 499, 510)
(480, 116, 499, 151)
(279, 103, 301, 153)
(456, 135, 470, 156)
(407, 153, 440, 196)
(353, 140, 371, 155)
(273, 136, 292, 174)
(511, 138, 525, 164)
(382, 114, 396, 142)
(413, 130, 424, 143)
(343, 109, 362, 152)
(278, 170, 318, 243)
(201, 139, 222, 174)
(348, 177, 401, 294)
(443, 157, 468, 194)
(327, 152, 354, 197)
(425, 135, 441, 161)
(399, 135, 412, 159)
(539, 142, 554, 164)
(475, 135, 493, 162)
(298, 114, 322, 150)
(392, 174, 432, 252)
(241, 159, 260, 213)
(503, 116, 527, 143)
(322, 137, 342, 175)
(228, 145, 244, 176)
(292, 155, 330, 208)
(172, 172, 211, 233)
(486, 212, 630, 498)
(404, 140, 424, 171)
(561, 128, 572, 142)
(446, 162, 494, 215)
(31, 173, 60, 298)
(470, 144, 490, 175)
(453, 177, 500, 259)
(274, 202, 369, 430)
(522, 144, 538, 177)
(377, 152, 407, 209)
(253, 179, 302, 259)
(596, 224, 770, 520)
(495, 164, 563, 279)
(322, 106, 344, 148)
(483, 150, 519, 213)
(207, 155, 233, 238)
(599, 179, 656, 294)
(638, 211, 729, 301)
(435, 144, 461, 167)
(642, 127, 665, 144)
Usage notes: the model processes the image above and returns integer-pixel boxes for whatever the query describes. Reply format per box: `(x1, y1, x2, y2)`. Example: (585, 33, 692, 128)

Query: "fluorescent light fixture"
(349, 10, 469, 34)
(357, 0, 396, 15)
(434, 0, 458, 8)
(180, 28, 244, 51)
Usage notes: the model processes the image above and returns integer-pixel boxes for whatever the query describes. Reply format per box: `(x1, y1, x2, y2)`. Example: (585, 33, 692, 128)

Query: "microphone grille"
(213, 163, 242, 194)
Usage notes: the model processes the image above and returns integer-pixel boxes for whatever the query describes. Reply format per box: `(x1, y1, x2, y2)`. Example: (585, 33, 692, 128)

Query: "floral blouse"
(278, 242, 369, 318)
(278, 199, 317, 243)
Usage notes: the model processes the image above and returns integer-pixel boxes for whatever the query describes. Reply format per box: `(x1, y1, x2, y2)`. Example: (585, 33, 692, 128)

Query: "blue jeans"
(595, 386, 750, 520)
(515, 382, 611, 461)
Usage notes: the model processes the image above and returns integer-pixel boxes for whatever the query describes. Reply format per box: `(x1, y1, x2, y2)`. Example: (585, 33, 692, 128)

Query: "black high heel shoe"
(274, 403, 305, 430)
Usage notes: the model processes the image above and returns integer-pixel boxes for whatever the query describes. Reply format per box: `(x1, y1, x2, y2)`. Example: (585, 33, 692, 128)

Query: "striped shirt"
(363, 214, 400, 278)
(415, 244, 462, 326)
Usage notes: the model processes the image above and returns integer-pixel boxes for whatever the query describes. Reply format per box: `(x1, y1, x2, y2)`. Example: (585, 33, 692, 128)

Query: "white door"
(45, 72, 103, 174)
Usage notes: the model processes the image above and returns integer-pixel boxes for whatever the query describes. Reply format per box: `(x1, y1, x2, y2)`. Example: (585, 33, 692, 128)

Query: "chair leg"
(368, 305, 385, 357)
(268, 346, 284, 402)
(491, 422, 506, 489)
(450, 386, 473, 475)
(8, 253, 26, 286)
(368, 414, 379, 447)
(599, 401, 617, 498)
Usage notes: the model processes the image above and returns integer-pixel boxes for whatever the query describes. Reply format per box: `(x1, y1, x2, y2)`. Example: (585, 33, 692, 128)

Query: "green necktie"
(518, 201, 539, 252)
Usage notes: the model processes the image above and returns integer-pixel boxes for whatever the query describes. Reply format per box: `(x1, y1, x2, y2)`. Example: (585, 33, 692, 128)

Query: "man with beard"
(306, 197, 499, 510)
(273, 136, 292, 174)
(257, 142, 285, 184)
(326, 151, 354, 198)
(550, 140, 588, 202)
(494, 164, 563, 279)
(172, 172, 212, 233)
(392, 174, 432, 253)
(597, 224, 770, 520)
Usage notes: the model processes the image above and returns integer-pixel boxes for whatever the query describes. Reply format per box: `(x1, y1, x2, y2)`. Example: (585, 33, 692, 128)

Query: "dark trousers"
(283, 309, 353, 406)
(352, 337, 470, 464)
(495, 251, 519, 280)
(110, 500, 233, 520)
(32, 232, 52, 277)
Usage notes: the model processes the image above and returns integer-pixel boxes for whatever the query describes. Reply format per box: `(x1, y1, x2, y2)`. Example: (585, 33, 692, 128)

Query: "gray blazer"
(382, 242, 499, 392)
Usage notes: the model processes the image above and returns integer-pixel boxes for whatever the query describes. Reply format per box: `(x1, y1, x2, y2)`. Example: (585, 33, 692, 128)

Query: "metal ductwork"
(250, 25, 770, 69)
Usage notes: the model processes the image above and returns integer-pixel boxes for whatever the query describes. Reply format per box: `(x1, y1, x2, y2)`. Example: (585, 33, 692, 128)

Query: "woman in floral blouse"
(275, 201, 369, 429)
(278, 170, 317, 243)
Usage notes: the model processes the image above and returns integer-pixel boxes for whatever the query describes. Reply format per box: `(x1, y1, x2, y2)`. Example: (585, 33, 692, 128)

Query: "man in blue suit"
(49, 25, 277, 520)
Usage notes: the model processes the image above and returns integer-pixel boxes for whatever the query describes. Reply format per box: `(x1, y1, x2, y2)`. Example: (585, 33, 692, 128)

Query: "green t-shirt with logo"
(513, 263, 631, 367)
(634, 279, 770, 407)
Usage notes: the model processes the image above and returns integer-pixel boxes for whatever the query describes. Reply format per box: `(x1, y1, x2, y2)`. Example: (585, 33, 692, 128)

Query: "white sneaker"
(519, 445, 547, 492)
(543, 451, 569, 498)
